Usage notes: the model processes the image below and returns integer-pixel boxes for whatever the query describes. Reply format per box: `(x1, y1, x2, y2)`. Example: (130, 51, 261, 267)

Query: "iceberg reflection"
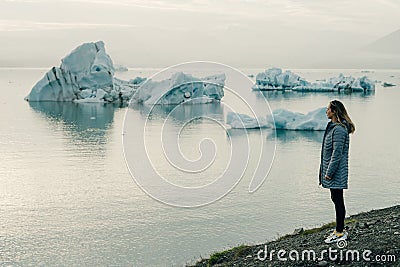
(272, 129, 324, 143)
(130, 102, 224, 125)
(28, 101, 118, 145)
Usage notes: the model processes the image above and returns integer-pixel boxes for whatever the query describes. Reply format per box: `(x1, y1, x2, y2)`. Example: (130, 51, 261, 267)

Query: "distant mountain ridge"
(364, 29, 400, 55)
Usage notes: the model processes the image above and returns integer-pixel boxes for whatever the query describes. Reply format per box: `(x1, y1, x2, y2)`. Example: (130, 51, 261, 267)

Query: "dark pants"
(330, 189, 346, 232)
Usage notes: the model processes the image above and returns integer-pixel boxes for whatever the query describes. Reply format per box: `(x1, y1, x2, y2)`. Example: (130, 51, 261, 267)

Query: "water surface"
(0, 68, 399, 266)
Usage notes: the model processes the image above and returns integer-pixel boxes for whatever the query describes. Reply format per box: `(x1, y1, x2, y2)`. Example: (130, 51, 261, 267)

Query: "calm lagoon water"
(0, 68, 399, 266)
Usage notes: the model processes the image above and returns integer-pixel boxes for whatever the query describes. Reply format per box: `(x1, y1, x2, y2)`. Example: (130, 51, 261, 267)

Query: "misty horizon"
(1, 0, 399, 69)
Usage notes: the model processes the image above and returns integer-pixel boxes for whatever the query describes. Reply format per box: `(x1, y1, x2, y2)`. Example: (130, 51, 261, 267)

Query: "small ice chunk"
(114, 64, 129, 72)
(267, 107, 328, 131)
(226, 107, 328, 131)
(226, 112, 269, 129)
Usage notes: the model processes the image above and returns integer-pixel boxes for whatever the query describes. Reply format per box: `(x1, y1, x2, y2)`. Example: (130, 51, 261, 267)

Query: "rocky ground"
(189, 205, 400, 267)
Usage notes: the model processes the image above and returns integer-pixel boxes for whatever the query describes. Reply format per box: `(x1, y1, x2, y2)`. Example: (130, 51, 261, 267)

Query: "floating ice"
(293, 74, 375, 92)
(226, 112, 268, 129)
(73, 88, 107, 103)
(253, 68, 375, 92)
(226, 107, 328, 131)
(268, 107, 328, 131)
(383, 82, 396, 87)
(132, 72, 225, 105)
(129, 76, 147, 85)
(253, 68, 309, 90)
(114, 64, 129, 72)
(25, 41, 135, 103)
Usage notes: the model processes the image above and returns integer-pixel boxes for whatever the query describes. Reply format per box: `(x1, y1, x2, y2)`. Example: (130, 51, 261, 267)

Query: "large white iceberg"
(25, 41, 136, 103)
(226, 107, 328, 131)
(132, 72, 225, 105)
(253, 68, 375, 92)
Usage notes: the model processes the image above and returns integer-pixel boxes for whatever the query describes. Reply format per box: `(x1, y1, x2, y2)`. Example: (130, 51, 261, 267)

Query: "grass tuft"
(207, 244, 250, 266)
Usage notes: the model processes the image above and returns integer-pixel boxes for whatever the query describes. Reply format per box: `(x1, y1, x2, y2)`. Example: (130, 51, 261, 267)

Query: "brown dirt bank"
(189, 205, 400, 267)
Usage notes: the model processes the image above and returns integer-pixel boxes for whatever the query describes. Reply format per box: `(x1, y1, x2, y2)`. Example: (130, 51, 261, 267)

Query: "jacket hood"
(337, 120, 351, 134)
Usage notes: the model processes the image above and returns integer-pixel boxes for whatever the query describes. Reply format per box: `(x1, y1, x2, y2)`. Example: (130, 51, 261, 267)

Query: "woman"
(319, 100, 355, 244)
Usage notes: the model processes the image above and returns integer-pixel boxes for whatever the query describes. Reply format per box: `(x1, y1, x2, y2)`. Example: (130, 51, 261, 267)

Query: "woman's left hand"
(325, 175, 332, 180)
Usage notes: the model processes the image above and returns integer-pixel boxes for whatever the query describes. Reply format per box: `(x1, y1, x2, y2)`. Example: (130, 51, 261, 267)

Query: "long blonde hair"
(330, 100, 355, 134)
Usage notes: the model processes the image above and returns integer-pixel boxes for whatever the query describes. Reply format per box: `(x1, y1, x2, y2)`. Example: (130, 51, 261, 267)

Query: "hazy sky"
(0, 0, 399, 68)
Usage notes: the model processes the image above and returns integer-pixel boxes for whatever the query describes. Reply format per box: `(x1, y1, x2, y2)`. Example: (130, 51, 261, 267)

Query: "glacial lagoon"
(0, 68, 399, 266)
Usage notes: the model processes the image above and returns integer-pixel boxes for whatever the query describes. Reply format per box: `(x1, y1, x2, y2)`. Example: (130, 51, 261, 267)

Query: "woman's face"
(326, 104, 335, 120)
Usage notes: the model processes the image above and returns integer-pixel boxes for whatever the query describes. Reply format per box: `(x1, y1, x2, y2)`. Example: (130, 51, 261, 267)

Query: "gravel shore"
(189, 205, 400, 267)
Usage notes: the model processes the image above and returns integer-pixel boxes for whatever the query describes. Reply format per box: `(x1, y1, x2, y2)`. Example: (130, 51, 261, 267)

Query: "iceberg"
(253, 68, 375, 92)
(226, 107, 328, 131)
(226, 112, 268, 129)
(25, 41, 136, 103)
(268, 107, 328, 131)
(129, 76, 147, 85)
(132, 72, 225, 105)
(24, 41, 225, 105)
(252, 68, 309, 90)
(292, 74, 375, 92)
(114, 64, 129, 72)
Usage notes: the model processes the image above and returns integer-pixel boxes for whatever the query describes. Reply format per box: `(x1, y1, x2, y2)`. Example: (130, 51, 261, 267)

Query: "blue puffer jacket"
(319, 121, 350, 189)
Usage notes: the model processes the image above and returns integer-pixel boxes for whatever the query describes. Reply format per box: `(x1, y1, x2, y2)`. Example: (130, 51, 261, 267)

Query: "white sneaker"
(324, 230, 348, 244)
